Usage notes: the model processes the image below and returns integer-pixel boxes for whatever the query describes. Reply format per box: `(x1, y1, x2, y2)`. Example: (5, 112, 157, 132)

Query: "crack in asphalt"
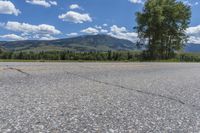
(2, 65, 199, 111)
(4, 66, 30, 76)
(65, 71, 200, 111)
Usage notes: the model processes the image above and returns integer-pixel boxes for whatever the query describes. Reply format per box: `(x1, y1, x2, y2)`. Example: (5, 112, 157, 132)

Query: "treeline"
(0, 50, 200, 62)
(0, 51, 142, 61)
(178, 53, 200, 62)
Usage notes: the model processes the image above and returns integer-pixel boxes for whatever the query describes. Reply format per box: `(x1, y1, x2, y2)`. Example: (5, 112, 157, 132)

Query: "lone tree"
(135, 0, 191, 59)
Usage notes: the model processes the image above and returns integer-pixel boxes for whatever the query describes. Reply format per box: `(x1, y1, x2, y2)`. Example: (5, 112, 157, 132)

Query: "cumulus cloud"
(69, 4, 80, 10)
(182, 0, 199, 6)
(39, 34, 57, 40)
(110, 25, 127, 33)
(67, 32, 78, 37)
(187, 25, 200, 35)
(0, 21, 61, 40)
(0, 1, 21, 16)
(100, 29, 108, 33)
(95, 25, 102, 30)
(187, 36, 200, 44)
(0, 34, 25, 41)
(79, 25, 138, 42)
(186, 25, 200, 44)
(72, 24, 139, 43)
(58, 11, 92, 23)
(195, 2, 199, 5)
(58, 11, 92, 24)
(129, 0, 143, 4)
(49, 1, 57, 6)
(2, 21, 61, 35)
(81, 27, 99, 35)
(25, 0, 57, 7)
(96, 25, 108, 32)
(108, 25, 138, 43)
(80, 25, 109, 35)
(103, 24, 108, 27)
(23, 33, 57, 40)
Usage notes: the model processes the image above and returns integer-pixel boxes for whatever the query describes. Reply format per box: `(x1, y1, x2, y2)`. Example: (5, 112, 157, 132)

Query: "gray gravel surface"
(0, 62, 200, 132)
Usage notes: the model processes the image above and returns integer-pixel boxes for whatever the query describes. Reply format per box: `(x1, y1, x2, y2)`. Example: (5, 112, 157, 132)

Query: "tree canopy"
(135, 0, 191, 59)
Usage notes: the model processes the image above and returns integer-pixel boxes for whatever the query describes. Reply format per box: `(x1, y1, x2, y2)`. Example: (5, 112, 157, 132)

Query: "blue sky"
(0, 0, 200, 44)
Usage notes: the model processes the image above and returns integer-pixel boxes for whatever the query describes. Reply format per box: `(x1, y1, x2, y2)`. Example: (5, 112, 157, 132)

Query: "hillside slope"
(0, 35, 136, 52)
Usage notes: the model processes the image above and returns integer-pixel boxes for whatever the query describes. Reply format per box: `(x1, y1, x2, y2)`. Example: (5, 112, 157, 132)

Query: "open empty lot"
(0, 62, 200, 132)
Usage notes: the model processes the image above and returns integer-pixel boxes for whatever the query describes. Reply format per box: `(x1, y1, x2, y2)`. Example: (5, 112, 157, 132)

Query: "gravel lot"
(0, 62, 200, 132)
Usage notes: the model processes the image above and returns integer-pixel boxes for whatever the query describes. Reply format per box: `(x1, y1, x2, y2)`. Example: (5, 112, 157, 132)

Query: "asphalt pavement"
(0, 62, 200, 132)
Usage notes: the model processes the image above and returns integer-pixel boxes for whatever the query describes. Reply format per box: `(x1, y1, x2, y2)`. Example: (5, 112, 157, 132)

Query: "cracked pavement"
(0, 62, 200, 132)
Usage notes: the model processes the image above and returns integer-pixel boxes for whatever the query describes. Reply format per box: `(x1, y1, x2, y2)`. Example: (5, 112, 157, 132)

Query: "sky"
(0, 0, 200, 44)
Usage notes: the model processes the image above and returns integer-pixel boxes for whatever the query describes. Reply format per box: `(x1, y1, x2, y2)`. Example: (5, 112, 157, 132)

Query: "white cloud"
(129, 0, 143, 4)
(0, 21, 61, 40)
(67, 32, 78, 37)
(0, 34, 26, 41)
(103, 24, 108, 27)
(110, 25, 127, 33)
(100, 29, 108, 33)
(186, 25, 200, 35)
(81, 27, 99, 35)
(81, 26, 109, 35)
(39, 34, 57, 40)
(49, 1, 57, 6)
(195, 2, 199, 5)
(25, 0, 57, 7)
(2, 21, 61, 35)
(95, 25, 102, 30)
(79, 25, 138, 42)
(26, 33, 57, 40)
(170, 0, 200, 6)
(186, 25, 200, 44)
(188, 36, 200, 44)
(182, 0, 199, 6)
(0, 1, 21, 16)
(69, 4, 80, 10)
(108, 25, 138, 43)
(58, 11, 92, 23)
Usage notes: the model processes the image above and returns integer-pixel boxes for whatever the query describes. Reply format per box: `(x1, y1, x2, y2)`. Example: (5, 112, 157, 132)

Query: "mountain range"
(184, 43, 200, 53)
(0, 34, 200, 53)
(0, 35, 136, 52)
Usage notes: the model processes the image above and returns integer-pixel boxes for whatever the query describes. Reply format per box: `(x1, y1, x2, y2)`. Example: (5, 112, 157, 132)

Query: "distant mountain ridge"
(0, 35, 136, 52)
(0, 35, 200, 53)
(184, 43, 200, 53)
